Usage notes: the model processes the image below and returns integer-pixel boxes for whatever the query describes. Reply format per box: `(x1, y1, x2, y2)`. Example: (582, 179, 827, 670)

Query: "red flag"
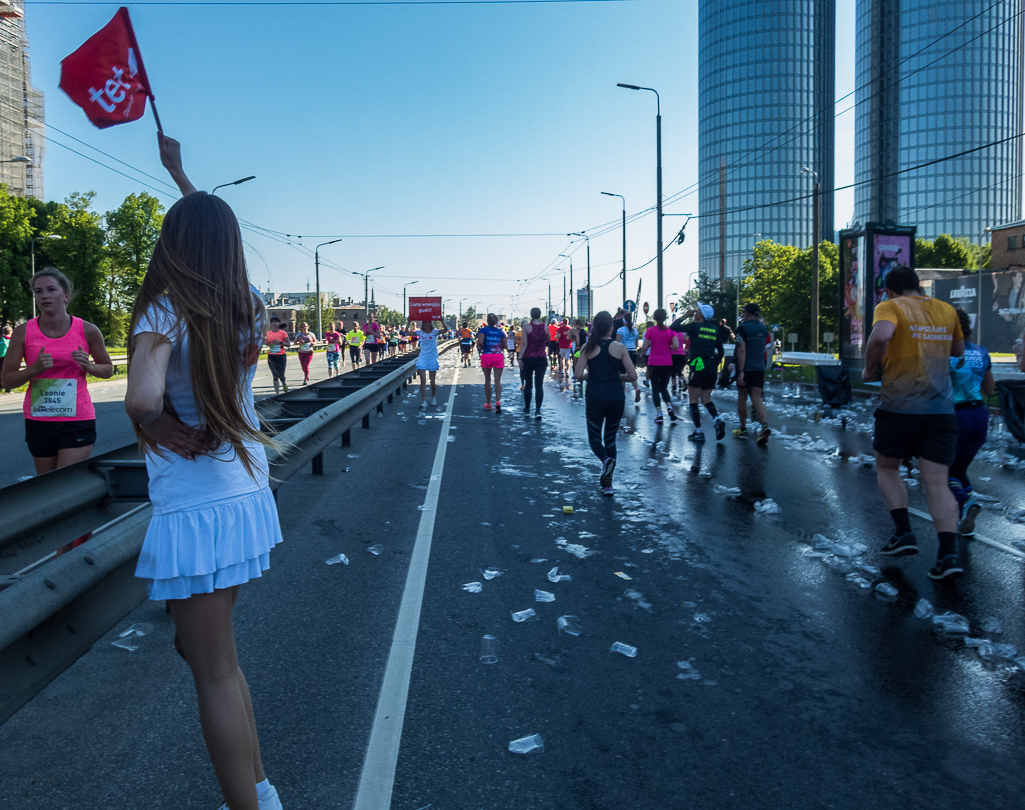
(59, 8, 153, 129)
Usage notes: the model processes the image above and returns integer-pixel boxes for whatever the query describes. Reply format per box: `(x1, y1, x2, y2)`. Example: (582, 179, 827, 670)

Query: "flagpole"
(150, 97, 163, 133)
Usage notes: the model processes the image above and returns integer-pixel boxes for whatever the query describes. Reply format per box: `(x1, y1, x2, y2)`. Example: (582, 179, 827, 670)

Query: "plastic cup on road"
(480, 634, 498, 664)
(610, 641, 637, 658)
(557, 615, 582, 637)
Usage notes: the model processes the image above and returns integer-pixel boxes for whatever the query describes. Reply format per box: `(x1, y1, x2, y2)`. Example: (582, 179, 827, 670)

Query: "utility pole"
(803, 166, 820, 351)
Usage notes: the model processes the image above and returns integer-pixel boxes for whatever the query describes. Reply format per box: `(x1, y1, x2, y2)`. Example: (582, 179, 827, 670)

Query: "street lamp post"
(403, 281, 419, 320)
(802, 166, 820, 351)
(30, 235, 63, 318)
(211, 175, 256, 195)
(618, 83, 662, 309)
(568, 232, 591, 317)
(559, 254, 573, 320)
(601, 192, 626, 304)
(314, 239, 342, 339)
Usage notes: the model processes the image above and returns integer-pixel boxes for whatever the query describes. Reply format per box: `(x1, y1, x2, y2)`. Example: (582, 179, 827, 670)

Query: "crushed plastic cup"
(111, 622, 154, 651)
(562, 505, 574, 514)
(481, 568, 503, 580)
(462, 582, 483, 593)
(754, 498, 781, 514)
(534, 589, 556, 602)
(326, 553, 349, 566)
(614, 571, 633, 580)
(932, 611, 970, 636)
(547, 566, 572, 583)
(366, 544, 384, 556)
(812, 534, 835, 552)
(610, 641, 638, 658)
(508, 734, 544, 754)
(480, 634, 498, 664)
(981, 617, 1003, 635)
(913, 598, 934, 619)
(713, 485, 741, 496)
(557, 615, 582, 636)
(511, 609, 538, 622)
(845, 572, 873, 589)
(874, 581, 899, 598)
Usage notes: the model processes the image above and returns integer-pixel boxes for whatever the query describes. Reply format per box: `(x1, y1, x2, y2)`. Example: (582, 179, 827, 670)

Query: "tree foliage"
(915, 234, 977, 271)
(739, 239, 839, 351)
(0, 186, 35, 326)
(47, 192, 109, 333)
(374, 306, 404, 327)
(297, 293, 338, 336)
(104, 193, 164, 344)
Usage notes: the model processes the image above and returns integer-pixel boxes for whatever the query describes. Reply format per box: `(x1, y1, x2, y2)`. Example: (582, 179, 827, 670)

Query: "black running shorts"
(873, 409, 958, 466)
(738, 370, 765, 390)
(688, 368, 718, 390)
(25, 418, 97, 458)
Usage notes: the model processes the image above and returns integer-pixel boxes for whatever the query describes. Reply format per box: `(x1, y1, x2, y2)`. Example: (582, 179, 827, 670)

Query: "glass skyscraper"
(854, 1, 1023, 242)
(698, 0, 835, 281)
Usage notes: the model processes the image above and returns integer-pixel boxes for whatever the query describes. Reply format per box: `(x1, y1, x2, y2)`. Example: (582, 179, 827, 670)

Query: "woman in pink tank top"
(1, 267, 113, 474)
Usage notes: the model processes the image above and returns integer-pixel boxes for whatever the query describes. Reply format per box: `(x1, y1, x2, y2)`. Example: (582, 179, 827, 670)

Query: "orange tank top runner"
(265, 329, 289, 355)
(22, 316, 96, 422)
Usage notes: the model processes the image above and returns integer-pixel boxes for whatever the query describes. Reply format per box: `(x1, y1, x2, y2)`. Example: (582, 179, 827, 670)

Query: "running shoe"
(600, 457, 616, 489)
(495, 401, 502, 414)
(430, 396, 437, 406)
(959, 500, 982, 537)
(282, 382, 289, 393)
(880, 532, 918, 557)
(667, 406, 678, 422)
(714, 417, 726, 441)
(217, 784, 283, 810)
(523, 406, 531, 415)
(688, 430, 706, 442)
(928, 554, 964, 581)
(732, 428, 749, 439)
(534, 409, 543, 420)
(757, 424, 771, 446)
(483, 402, 492, 410)
(654, 412, 664, 424)
(635, 388, 641, 403)
(601, 485, 615, 497)
(419, 401, 427, 411)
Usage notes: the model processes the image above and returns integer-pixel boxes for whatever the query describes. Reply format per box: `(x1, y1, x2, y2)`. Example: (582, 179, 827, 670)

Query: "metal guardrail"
(0, 347, 450, 726)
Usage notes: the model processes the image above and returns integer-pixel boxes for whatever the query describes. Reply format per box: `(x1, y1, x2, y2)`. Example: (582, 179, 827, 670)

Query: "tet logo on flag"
(60, 7, 153, 129)
(409, 296, 442, 321)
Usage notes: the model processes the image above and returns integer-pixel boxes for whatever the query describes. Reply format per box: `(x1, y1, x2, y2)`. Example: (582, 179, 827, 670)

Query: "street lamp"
(314, 239, 342, 338)
(802, 166, 820, 351)
(738, 233, 760, 322)
(559, 254, 573, 320)
(211, 175, 256, 195)
(568, 232, 591, 317)
(361, 266, 384, 322)
(403, 281, 419, 320)
(0, 156, 29, 164)
(618, 83, 663, 309)
(602, 192, 626, 304)
(30, 235, 63, 318)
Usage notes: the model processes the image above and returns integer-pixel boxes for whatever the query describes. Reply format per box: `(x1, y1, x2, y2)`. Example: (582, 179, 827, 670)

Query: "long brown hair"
(582, 311, 613, 355)
(129, 192, 270, 478)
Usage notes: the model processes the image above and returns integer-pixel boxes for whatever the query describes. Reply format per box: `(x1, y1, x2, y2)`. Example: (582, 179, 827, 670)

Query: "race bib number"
(31, 378, 77, 418)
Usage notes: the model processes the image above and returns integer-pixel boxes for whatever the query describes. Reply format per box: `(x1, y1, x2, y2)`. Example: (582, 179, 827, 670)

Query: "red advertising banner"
(409, 296, 442, 320)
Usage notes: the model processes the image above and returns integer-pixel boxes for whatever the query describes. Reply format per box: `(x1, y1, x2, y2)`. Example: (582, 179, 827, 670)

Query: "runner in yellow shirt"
(345, 321, 365, 370)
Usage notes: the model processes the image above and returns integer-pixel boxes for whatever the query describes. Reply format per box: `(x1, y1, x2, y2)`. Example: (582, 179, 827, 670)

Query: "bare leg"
(429, 370, 438, 397)
(419, 370, 427, 402)
(169, 587, 261, 810)
(750, 388, 767, 424)
(737, 390, 749, 429)
(875, 454, 908, 511)
(483, 367, 493, 404)
(494, 367, 503, 403)
(919, 458, 958, 534)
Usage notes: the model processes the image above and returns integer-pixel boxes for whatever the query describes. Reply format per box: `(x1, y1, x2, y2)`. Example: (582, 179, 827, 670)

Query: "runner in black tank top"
(574, 311, 638, 494)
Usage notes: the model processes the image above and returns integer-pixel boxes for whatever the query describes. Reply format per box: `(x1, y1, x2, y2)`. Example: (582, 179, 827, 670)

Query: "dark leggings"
(522, 356, 547, 409)
(950, 405, 988, 492)
(586, 398, 625, 461)
(649, 365, 673, 408)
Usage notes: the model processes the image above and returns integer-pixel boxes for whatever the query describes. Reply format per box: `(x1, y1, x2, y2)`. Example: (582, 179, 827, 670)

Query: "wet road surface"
(2, 350, 1024, 809)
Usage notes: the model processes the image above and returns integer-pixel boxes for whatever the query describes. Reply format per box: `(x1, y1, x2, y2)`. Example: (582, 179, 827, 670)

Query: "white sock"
(256, 779, 271, 799)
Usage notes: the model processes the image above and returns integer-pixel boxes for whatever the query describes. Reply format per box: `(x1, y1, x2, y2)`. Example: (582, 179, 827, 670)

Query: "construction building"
(0, 1, 43, 199)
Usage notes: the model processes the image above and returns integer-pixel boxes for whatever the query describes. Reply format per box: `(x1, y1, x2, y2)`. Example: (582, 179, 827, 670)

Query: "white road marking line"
(906, 506, 1025, 560)
(352, 367, 459, 810)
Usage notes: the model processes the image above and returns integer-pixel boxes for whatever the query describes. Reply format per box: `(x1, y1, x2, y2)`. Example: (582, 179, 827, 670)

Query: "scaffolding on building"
(0, 0, 42, 200)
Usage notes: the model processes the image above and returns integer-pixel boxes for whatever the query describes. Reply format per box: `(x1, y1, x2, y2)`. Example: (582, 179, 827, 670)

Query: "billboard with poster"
(408, 296, 442, 321)
(838, 222, 916, 362)
(932, 268, 1025, 354)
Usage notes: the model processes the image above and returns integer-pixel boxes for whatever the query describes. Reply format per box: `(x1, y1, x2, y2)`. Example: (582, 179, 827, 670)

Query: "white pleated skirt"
(136, 487, 284, 601)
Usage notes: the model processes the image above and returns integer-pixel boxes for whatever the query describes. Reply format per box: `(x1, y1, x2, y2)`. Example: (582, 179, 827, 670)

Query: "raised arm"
(158, 132, 198, 196)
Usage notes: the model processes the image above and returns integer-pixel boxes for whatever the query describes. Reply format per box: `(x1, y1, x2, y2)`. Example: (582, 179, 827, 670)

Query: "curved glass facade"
(854, 1, 1023, 242)
(698, 0, 835, 281)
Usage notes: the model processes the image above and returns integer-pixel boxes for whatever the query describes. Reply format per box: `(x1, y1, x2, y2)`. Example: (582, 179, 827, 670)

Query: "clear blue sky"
(27, 0, 857, 320)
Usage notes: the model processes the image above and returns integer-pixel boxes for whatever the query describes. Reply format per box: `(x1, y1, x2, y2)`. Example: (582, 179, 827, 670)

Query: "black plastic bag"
(816, 366, 851, 407)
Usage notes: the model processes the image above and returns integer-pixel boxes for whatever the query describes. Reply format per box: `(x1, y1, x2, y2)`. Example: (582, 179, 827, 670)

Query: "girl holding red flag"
(125, 133, 284, 810)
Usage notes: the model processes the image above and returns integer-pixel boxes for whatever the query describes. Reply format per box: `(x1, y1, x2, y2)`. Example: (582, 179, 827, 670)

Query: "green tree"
(374, 306, 404, 327)
(915, 234, 975, 270)
(0, 185, 34, 327)
(740, 239, 838, 351)
(462, 305, 478, 325)
(297, 293, 336, 336)
(104, 193, 164, 343)
(44, 192, 109, 335)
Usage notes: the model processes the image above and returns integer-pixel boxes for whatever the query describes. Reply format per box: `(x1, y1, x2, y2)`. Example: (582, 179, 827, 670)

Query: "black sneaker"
(667, 406, 678, 422)
(600, 457, 616, 489)
(688, 430, 706, 442)
(928, 554, 964, 581)
(634, 388, 641, 403)
(714, 417, 726, 441)
(880, 532, 919, 557)
(534, 410, 542, 420)
(523, 405, 531, 415)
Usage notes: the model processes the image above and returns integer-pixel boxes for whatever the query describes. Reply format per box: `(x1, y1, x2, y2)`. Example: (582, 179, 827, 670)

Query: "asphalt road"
(2, 349, 1024, 809)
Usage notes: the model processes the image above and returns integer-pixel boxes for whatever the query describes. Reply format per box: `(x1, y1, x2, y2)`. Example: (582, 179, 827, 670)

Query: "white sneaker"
(260, 785, 283, 809)
(419, 401, 427, 410)
(430, 396, 437, 406)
